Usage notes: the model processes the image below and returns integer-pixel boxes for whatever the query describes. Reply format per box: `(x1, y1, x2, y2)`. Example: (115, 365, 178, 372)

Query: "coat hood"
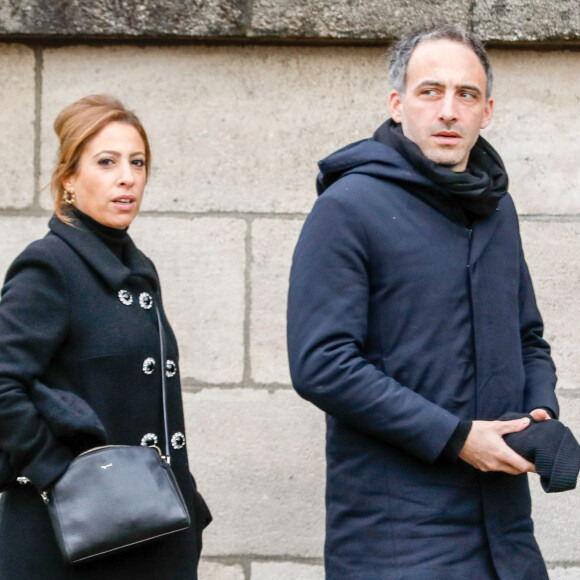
(317, 137, 429, 196)
(316, 119, 508, 224)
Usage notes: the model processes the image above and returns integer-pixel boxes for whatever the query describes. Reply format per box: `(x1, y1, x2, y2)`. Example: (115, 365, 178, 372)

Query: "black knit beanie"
(501, 413, 580, 493)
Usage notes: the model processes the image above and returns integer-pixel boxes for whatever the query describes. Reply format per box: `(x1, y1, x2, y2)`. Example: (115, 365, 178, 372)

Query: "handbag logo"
(100, 463, 113, 470)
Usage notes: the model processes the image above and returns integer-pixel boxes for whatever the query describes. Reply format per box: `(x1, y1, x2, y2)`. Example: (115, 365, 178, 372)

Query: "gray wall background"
(0, 2, 578, 578)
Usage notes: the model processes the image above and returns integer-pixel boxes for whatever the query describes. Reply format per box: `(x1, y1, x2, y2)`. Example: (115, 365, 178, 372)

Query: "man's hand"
(529, 408, 551, 421)
(459, 417, 535, 474)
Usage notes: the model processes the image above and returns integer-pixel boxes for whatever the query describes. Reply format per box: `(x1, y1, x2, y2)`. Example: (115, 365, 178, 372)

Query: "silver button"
(118, 289, 133, 306)
(140, 433, 158, 447)
(171, 432, 186, 450)
(165, 359, 177, 378)
(142, 357, 156, 375)
(139, 292, 153, 310)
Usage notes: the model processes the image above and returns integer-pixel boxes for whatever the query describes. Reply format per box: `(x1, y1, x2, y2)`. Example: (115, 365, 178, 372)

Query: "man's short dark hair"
(388, 23, 493, 98)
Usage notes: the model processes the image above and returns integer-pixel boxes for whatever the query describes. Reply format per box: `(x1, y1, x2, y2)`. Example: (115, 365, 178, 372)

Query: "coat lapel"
(48, 216, 158, 292)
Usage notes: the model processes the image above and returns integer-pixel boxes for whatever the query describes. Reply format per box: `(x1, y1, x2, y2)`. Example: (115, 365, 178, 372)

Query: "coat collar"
(49, 215, 159, 292)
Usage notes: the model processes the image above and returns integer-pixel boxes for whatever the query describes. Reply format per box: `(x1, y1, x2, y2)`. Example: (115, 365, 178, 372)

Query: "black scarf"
(374, 119, 508, 226)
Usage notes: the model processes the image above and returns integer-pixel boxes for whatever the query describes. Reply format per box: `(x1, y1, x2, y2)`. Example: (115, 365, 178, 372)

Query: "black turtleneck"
(71, 208, 130, 263)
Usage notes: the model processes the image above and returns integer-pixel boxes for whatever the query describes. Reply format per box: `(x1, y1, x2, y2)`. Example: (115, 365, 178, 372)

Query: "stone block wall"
(0, 2, 579, 577)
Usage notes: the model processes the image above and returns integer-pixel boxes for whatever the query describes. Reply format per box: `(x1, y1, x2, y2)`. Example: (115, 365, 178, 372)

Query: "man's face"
(389, 39, 493, 172)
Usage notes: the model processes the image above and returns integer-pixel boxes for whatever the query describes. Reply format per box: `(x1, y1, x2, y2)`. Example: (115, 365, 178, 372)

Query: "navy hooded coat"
(287, 131, 559, 579)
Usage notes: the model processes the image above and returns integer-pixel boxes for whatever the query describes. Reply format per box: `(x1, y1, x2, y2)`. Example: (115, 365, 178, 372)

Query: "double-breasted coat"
(287, 135, 559, 579)
(0, 215, 211, 579)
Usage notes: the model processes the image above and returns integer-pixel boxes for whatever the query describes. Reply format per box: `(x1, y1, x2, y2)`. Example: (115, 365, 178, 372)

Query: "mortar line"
(242, 217, 253, 385)
(201, 553, 572, 568)
(557, 388, 580, 398)
(545, 560, 580, 568)
(32, 48, 43, 208)
(2, 207, 580, 222)
(519, 214, 580, 222)
(180, 381, 579, 397)
(242, 0, 253, 35)
(139, 210, 309, 220)
(181, 381, 292, 393)
(6, 34, 580, 51)
(468, 1, 477, 32)
(0, 208, 309, 220)
(201, 554, 324, 565)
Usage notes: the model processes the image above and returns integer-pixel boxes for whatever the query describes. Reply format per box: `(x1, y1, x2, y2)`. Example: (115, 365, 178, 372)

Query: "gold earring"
(63, 188, 75, 205)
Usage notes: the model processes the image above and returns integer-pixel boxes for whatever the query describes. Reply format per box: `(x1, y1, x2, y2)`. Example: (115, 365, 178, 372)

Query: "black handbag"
(40, 304, 191, 565)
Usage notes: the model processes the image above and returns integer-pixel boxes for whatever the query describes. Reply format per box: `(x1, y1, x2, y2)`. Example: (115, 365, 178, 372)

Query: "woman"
(0, 94, 211, 578)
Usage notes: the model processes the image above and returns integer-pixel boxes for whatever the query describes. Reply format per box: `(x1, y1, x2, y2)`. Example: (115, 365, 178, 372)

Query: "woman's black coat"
(0, 216, 211, 579)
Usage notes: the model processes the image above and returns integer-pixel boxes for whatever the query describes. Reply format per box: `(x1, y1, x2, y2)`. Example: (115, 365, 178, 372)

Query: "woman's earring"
(63, 187, 75, 205)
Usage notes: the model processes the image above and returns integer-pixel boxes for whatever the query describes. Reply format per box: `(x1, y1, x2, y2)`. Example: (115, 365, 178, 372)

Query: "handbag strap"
(154, 304, 172, 464)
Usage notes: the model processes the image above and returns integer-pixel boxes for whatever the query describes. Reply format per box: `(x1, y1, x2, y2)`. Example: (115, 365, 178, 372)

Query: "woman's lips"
(112, 196, 136, 209)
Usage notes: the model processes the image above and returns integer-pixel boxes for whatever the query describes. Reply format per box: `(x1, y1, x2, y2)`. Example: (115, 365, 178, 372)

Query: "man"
(287, 24, 558, 579)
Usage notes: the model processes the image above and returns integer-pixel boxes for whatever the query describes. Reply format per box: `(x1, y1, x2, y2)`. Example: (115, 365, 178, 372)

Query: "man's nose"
(438, 93, 458, 122)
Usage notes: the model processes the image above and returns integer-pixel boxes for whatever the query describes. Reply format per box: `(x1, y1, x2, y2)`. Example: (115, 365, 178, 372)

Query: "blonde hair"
(51, 94, 151, 223)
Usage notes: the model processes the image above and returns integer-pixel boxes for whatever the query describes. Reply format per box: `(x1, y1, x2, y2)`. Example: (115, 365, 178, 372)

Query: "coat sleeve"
(287, 194, 459, 464)
(0, 241, 75, 490)
(518, 246, 559, 417)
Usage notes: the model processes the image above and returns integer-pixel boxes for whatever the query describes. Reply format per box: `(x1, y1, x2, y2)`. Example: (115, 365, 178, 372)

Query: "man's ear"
(480, 97, 494, 130)
(389, 90, 403, 123)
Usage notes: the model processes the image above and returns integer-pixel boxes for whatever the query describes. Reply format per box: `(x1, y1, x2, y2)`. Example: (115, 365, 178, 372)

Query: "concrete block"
(549, 568, 580, 580)
(486, 50, 580, 215)
(520, 221, 580, 392)
(198, 560, 244, 580)
(39, 44, 390, 215)
(251, 561, 324, 580)
(0, 44, 35, 209)
(183, 388, 325, 557)
(130, 216, 246, 384)
(0, 0, 245, 38)
(251, 218, 304, 385)
(0, 217, 49, 282)
(474, 1, 580, 42)
(250, 0, 471, 40)
(530, 397, 580, 563)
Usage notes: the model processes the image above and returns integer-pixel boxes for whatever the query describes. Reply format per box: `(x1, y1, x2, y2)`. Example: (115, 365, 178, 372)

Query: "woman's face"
(64, 122, 147, 230)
